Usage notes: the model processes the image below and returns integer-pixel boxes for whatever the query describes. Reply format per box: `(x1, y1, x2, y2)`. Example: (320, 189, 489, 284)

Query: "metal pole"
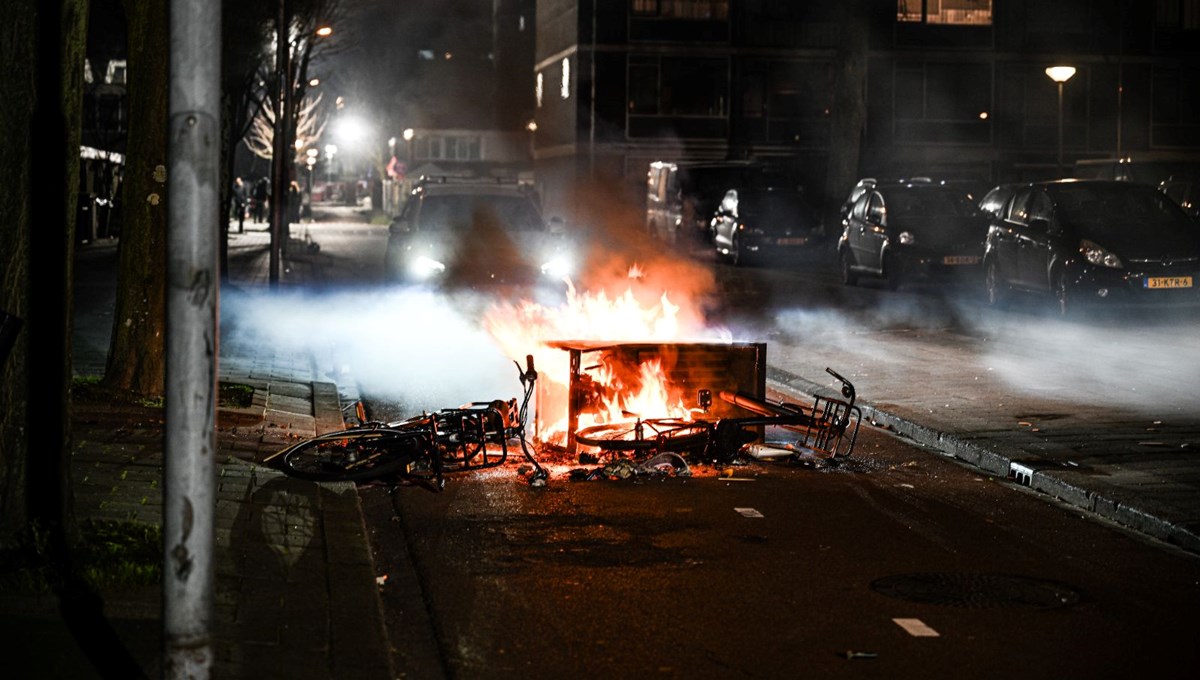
(269, 0, 290, 287)
(165, 0, 220, 675)
(1057, 81, 1064, 177)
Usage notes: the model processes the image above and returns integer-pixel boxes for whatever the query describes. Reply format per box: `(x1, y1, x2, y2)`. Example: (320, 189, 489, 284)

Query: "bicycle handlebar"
(517, 354, 537, 384)
(825, 367, 855, 403)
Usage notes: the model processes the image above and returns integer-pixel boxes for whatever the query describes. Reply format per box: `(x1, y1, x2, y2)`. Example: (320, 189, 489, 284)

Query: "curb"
(766, 365, 1200, 556)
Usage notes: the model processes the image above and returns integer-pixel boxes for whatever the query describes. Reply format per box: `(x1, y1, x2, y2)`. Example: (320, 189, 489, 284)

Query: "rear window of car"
(418, 194, 544, 232)
(886, 188, 979, 218)
(734, 189, 811, 216)
(1051, 184, 1194, 238)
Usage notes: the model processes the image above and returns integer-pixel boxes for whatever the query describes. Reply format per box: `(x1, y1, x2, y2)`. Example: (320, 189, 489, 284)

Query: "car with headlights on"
(983, 180, 1200, 314)
(385, 178, 574, 292)
(709, 186, 822, 266)
(837, 180, 988, 288)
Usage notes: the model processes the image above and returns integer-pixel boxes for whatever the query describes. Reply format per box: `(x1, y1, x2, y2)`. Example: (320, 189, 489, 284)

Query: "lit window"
(632, 0, 728, 20)
(536, 72, 543, 107)
(897, 0, 992, 26)
(561, 58, 570, 99)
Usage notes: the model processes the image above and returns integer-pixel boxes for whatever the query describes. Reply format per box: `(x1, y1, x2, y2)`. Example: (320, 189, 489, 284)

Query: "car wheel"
(839, 249, 858, 286)
(984, 257, 1008, 307)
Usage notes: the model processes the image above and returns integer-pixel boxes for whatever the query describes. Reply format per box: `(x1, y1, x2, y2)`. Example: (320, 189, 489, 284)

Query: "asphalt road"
(361, 426, 1200, 679)
(277, 224, 1199, 678)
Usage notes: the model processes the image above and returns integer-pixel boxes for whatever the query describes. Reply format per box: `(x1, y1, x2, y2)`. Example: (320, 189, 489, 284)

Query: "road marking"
(893, 618, 939, 637)
(734, 507, 764, 518)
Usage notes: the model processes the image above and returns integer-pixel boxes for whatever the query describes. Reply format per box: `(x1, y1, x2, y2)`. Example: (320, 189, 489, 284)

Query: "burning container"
(541, 341, 768, 455)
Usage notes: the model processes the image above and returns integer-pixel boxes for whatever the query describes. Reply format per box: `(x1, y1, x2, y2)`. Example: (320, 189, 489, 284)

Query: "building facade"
(532, 0, 1200, 219)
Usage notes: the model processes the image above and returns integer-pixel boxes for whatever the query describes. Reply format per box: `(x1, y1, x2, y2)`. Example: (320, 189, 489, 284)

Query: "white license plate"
(942, 255, 980, 265)
(777, 237, 808, 246)
(1144, 276, 1193, 289)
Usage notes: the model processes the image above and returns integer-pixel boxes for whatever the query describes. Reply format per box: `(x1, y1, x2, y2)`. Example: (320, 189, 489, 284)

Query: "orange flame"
(483, 266, 724, 447)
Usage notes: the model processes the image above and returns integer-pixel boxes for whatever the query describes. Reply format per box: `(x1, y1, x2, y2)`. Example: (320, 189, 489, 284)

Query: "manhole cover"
(870, 572, 1080, 609)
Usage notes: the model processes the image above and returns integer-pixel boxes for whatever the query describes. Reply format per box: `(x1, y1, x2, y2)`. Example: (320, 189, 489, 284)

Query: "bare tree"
(244, 90, 329, 164)
(241, 0, 346, 166)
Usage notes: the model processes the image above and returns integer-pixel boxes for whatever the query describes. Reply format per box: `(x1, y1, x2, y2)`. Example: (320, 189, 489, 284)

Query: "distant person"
(252, 177, 269, 223)
(231, 176, 247, 233)
(288, 181, 302, 225)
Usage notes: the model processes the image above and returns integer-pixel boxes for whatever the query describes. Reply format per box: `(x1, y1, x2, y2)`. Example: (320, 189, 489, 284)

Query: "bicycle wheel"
(574, 419, 711, 455)
(279, 428, 426, 482)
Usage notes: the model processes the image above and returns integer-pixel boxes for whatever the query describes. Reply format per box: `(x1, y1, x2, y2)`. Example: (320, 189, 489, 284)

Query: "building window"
(628, 56, 728, 117)
(897, 0, 992, 25)
(561, 58, 570, 100)
(1152, 67, 1200, 147)
(1157, 0, 1200, 29)
(894, 61, 992, 144)
(535, 72, 543, 108)
(631, 0, 729, 20)
(414, 136, 482, 161)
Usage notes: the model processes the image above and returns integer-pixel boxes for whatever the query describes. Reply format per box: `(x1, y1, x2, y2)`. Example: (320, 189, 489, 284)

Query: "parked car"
(385, 177, 573, 291)
(839, 177, 878, 223)
(983, 180, 1200, 314)
(1072, 158, 1200, 187)
(1159, 176, 1200, 221)
(837, 180, 988, 288)
(978, 183, 1022, 220)
(646, 160, 793, 246)
(710, 186, 822, 266)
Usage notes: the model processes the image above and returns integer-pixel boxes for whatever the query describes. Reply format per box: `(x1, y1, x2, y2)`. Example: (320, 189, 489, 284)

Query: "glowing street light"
(316, 25, 332, 38)
(1045, 65, 1076, 177)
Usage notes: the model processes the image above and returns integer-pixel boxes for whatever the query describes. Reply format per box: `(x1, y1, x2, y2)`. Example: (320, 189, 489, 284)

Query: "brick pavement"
(5, 212, 393, 678)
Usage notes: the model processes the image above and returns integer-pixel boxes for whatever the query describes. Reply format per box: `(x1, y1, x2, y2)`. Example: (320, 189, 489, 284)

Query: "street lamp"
(403, 127, 414, 163)
(1045, 65, 1076, 177)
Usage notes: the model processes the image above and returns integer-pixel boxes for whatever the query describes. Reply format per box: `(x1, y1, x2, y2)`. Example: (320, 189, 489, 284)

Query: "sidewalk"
(765, 326, 1200, 556)
(6, 211, 393, 678)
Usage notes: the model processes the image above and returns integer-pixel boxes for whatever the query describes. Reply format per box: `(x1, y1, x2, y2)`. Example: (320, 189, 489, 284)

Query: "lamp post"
(1045, 65, 1076, 177)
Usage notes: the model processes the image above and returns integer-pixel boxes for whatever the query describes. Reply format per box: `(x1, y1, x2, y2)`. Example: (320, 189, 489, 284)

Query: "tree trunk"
(822, 0, 870, 234)
(106, 0, 169, 397)
(0, 0, 86, 543)
(0, 0, 38, 539)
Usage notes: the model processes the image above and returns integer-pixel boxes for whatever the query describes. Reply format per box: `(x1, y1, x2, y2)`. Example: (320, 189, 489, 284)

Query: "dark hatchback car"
(1159, 176, 1200, 221)
(983, 180, 1200, 314)
(710, 186, 822, 266)
(838, 181, 989, 288)
(385, 179, 573, 291)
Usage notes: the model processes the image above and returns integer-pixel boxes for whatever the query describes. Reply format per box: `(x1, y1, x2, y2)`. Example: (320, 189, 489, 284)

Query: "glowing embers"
(546, 341, 768, 455)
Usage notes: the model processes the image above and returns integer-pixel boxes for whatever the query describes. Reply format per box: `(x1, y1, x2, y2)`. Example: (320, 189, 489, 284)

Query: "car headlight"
(540, 255, 573, 278)
(410, 255, 446, 278)
(1079, 239, 1123, 268)
(898, 231, 916, 246)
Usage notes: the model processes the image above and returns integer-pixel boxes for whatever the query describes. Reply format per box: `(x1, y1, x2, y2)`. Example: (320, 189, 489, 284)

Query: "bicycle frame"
(573, 367, 861, 463)
(271, 355, 547, 489)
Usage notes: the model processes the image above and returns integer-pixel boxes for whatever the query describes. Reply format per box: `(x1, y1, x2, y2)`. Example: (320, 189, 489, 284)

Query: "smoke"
(769, 285, 1200, 417)
(222, 287, 521, 411)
